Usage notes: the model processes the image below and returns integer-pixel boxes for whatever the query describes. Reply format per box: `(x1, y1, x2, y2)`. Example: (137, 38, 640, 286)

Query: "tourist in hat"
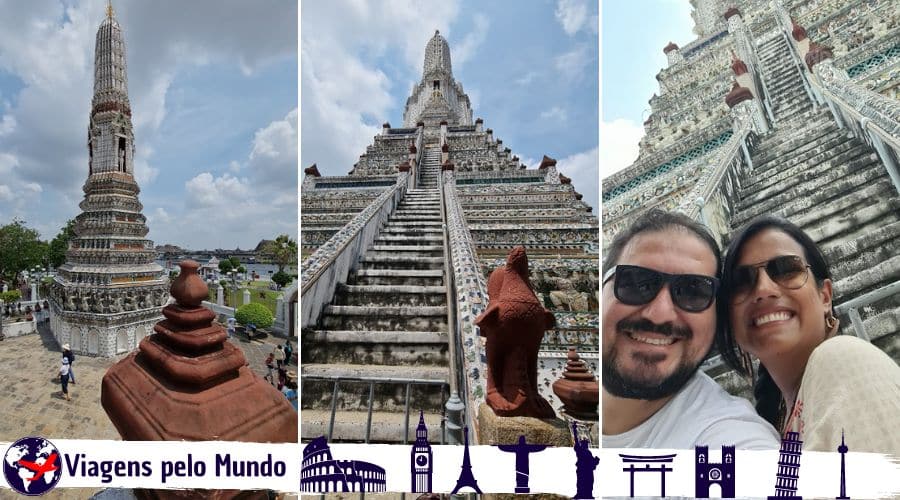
(717, 216, 900, 453)
(59, 357, 71, 401)
(62, 343, 75, 384)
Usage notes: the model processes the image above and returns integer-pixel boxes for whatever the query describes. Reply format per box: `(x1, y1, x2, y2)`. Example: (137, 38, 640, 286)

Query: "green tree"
(218, 259, 234, 274)
(47, 219, 76, 269)
(271, 270, 293, 288)
(263, 235, 297, 273)
(0, 220, 46, 282)
(235, 302, 274, 328)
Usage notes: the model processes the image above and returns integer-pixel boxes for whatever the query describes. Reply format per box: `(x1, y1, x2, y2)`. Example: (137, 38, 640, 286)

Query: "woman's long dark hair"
(715, 216, 833, 426)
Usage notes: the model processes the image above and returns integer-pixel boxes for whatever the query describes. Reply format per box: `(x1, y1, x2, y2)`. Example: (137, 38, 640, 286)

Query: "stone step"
(746, 139, 867, 195)
(808, 198, 900, 247)
(379, 226, 442, 235)
(385, 220, 442, 227)
(301, 364, 449, 415)
(391, 214, 441, 221)
(358, 254, 444, 270)
(335, 284, 447, 307)
(300, 409, 445, 443)
(739, 146, 876, 210)
(755, 117, 838, 157)
(375, 234, 443, 244)
(304, 330, 448, 365)
(853, 311, 900, 358)
(740, 167, 890, 229)
(370, 244, 443, 252)
(321, 305, 448, 331)
(825, 217, 900, 279)
(751, 128, 851, 178)
(735, 154, 882, 223)
(832, 254, 900, 305)
(349, 269, 443, 287)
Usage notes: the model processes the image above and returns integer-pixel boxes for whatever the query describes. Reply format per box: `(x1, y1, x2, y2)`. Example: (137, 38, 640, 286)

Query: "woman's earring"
(825, 312, 839, 335)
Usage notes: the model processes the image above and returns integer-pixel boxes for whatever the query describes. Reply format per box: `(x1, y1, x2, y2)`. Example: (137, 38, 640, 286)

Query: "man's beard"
(602, 318, 703, 400)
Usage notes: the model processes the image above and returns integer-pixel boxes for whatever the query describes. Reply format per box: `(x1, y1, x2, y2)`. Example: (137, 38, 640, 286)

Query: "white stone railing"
(441, 169, 488, 436)
(684, 119, 755, 245)
(811, 60, 900, 196)
(773, 4, 900, 197)
(300, 173, 409, 328)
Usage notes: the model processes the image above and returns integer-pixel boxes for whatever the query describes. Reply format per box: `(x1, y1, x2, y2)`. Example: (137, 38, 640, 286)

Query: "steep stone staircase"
(301, 156, 451, 442)
(731, 34, 900, 356)
(759, 34, 814, 121)
(418, 147, 441, 190)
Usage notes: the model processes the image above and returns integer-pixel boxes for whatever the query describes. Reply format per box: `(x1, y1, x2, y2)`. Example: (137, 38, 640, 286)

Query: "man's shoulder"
(666, 372, 780, 449)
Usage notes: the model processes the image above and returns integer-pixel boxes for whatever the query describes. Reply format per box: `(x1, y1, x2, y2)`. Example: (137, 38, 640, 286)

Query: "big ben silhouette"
(411, 411, 433, 492)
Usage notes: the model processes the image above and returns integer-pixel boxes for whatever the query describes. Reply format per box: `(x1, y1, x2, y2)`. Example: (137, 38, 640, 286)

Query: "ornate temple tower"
(402, 30, 474, 129)
(49, 3, 167, 357)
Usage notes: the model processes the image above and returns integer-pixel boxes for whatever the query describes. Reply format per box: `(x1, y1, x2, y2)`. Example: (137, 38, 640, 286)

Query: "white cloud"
(600, 119, 644, 179)
(0, 114, 15, 136)
(249, 108, 298, 186)
(23, 182, 42, 194)
(515, 72, 538, 86)
(540, 106, 568, 122)
(555, 0, 589, 36)
(452, 14, 489, 67)
(557, 146, 599, 213)
(555, 45, 591, 81)
(185, 172, 250, 208)
(151, 207, 172, 224)
(300, 0, 462, 176)
(0, 185, 11, 202)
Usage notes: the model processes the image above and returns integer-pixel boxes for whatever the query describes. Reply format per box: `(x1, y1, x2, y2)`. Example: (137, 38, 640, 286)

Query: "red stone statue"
(475, 246, 556, 418)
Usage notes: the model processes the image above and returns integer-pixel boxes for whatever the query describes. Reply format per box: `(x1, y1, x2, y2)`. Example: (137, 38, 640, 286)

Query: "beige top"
(783, 335, 900, 454)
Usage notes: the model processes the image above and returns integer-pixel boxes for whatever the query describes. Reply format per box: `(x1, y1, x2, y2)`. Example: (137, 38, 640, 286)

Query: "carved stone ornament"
(475, 246, 556, 418)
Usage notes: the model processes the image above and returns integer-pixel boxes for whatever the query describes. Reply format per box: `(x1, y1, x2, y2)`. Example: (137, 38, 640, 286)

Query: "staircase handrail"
(441, 169, 488, 443)
(684, 122, 753, 236)
(810, 61, 900, 150)
(300, 173, 408, 329)
(834, 280, 900, 342)
(806, 60, 900, 196)
(413, 128, 424, 189)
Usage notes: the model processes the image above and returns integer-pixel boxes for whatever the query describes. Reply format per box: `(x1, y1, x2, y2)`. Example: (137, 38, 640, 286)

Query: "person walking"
(264, 352, 276, 386)
(282, 340, 293, 366)
(274, 345, 285, 369)
(59, 357, 71, 401)
(62, 343, 75, 384)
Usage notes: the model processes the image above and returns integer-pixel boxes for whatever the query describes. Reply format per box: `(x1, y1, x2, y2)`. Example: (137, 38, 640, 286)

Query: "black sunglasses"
(603, 264, 719, 313)
(730, 255, 811, 304)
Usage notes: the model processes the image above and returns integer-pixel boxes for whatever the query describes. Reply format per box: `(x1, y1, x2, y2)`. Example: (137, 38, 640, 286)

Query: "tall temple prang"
(301, 30, 598, 445)
(49, 3, 167, 357)
(403, 30, 474, 130)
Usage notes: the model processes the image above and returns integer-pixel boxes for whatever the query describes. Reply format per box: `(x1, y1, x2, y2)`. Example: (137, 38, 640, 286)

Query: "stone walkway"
(0, 322, 297, 499)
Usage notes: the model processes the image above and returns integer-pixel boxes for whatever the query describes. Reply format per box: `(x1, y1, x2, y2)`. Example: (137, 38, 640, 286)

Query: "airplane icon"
(18, 453, 59, 482)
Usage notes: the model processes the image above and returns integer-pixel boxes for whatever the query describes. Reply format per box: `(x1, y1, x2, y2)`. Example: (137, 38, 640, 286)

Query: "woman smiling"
(715, 216, 900, 453)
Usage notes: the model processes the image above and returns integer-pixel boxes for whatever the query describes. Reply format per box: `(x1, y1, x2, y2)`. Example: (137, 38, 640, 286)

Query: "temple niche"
(49, 3, 167, 357)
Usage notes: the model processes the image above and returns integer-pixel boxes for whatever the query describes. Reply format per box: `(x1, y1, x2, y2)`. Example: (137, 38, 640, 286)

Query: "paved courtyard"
(0, 321, 297, 443)
(0, 321, 296, 498)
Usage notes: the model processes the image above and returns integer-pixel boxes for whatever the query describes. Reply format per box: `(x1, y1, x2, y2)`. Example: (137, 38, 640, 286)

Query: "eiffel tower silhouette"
(451, 426, 483, 494)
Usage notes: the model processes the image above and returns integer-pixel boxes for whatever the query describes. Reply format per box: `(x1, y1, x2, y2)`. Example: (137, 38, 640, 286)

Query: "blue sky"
(601, 0, 694, 179)
(0, 0, 297, 250)
(301, 0, 600, 213)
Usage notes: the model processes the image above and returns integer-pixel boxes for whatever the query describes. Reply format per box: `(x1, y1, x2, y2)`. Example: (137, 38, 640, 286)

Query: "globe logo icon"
(3, 437, 63, 496)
